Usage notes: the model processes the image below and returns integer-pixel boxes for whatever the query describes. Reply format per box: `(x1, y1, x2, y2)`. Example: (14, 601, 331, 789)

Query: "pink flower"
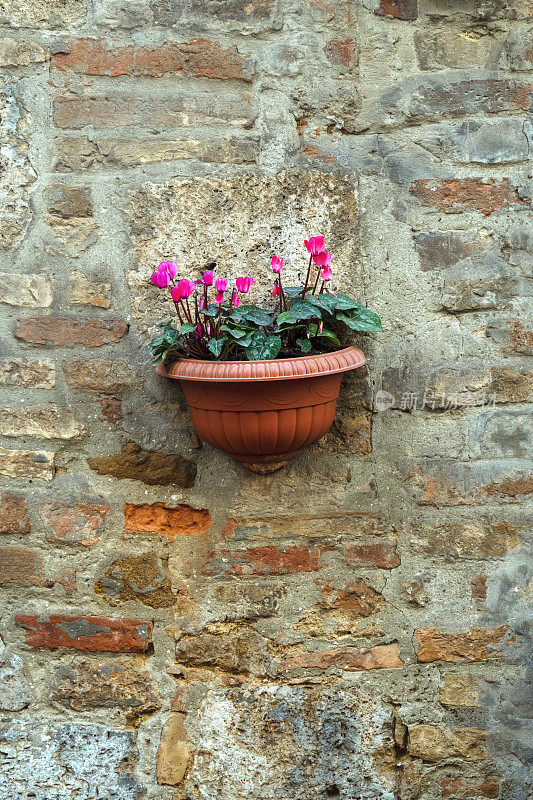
(215, 278, 227, 292)
(194, 279, 203, 286)
(151, 270, 170, 288)
(320, 267, 333, 282)
(215, 292, 225, 304)
(271, 256, 283, 273)
(235, 276, 253, 293)
(172, 279, 196, 301)
(304, 237, 325, 256)
(203, 270, 214, 286)
(272, 283, 280, 298)
(313, 250, 331, 268)
(158, 260, 177, 279)
(199, 298, 205, 310)
(232, 290, 240, 307)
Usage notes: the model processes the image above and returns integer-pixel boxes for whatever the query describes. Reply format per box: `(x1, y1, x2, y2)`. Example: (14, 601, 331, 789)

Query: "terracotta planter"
(156, 345, 365, 470)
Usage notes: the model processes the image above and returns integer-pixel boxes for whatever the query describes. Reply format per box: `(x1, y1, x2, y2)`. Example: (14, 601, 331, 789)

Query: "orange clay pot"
(156, 346, 365, 471)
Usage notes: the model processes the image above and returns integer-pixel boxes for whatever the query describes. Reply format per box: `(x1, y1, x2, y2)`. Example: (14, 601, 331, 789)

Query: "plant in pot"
(150, 236, 381, 471)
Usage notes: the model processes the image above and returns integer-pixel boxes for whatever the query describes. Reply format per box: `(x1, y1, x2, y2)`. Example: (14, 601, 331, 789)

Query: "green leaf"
(305, 293, 337, 314)
(179, 323, 196, 335)
(150, 336, 164, 349)
(337, 308, 382, 332)
(276, 311, 298, 326)
(201, 304, 220, 317)
(207, 338, 224, 357)
(317, 328, 341, 345)
(237, 304, 273, 327)
(245, 332, 282, 361)
(334, 293, 360, 311)
(296, 338, 312, 353)
(283, 286, 304, 299)
(286, 300, 321, 320)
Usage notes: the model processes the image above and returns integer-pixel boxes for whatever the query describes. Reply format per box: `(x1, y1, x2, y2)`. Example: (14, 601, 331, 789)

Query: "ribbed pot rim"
(155, 345, 365, 382)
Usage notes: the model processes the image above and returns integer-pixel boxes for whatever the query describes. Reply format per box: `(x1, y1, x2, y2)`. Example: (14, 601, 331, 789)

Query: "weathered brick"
(0, 358, 55, 388)
(68, 270, 111, 308)
(202, 544, 326, 576)
(0, 493, 31, 535)
(51, 659, 161, 720)
(343, 542, 400, 569)
(414, 118, 531, 165)
(0, 646, 32, 710)
(51, 37, 253, 80)
(14, 315, 128, 346)
(63, 358, 136, 393)
(87, 443, 197, 486)
(408, 725, 487, 762)
(440, 776, 500, 798)
(94, 554, 175, 607)
(124, 502, 210, 537)
(416, 626, 509, 662)
(40, 501, 108, 546)
(220, 512, 393, 541)
(0, 38, 47, 65)
(54, 136, 259, 171)
(277, 643, 404, 672)
(324, 38, 359, 71)
(375, 0, 418, 20)
(475, 410, 532, 460)
(44, 184, 92, 218)
(439, 674, 479, 707)
(53, 92, 255, 129)
(0, 446, 55, 481)
(0, 273, 52, 307)
(410, 178, 528, 214)
(0, 405, 86, 440)
(15, 614, 152, 652)
(157, 714, 190, 786)
(320, 579, 385, 617)
(151, 0, 276, 28)
(411, 460, 533, 505)
(415, 26, 502, 70)
(0, 546, 46, 586)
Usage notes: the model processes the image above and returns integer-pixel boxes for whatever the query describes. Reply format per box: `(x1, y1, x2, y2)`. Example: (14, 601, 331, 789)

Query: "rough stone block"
(87, 443, 196, 486)
(68, 270, 111, 308)
(0, 645, 31, 710)
(408, 725, 487, 762)
(0, 405, 86, 439)
(94, 554, 175, 607)
(44, 184, 92, 218)
(0, 493, 31, 534)
(277, 643, 404, 673)
(439, 674, 479, 707)
(416, 626, 509, 662)
(410, 178, 528, 214)
(62, 358, 136, 393)
(0, 37, 47, 65)
(0, 358, 55, 388)
(0, 274, 52, 307)
(157, 713, 190, 785)
(0, 546, 46, 586)
(0, 719, 144, 799)
(0, 446, 55, 481)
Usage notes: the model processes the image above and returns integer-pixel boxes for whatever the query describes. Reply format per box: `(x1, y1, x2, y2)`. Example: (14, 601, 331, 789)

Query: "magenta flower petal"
(304, 237, 325, 256)
(235, 276, 253, 293)
(313, 250, 332, 269)
(203, 270, 214, 286)
(215, 278, 227, 293)
(271, 256, 283, 274)
(151, 270, 170, 288)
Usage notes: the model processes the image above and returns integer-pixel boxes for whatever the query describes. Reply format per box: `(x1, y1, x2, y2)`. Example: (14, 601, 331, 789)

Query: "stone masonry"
(0, 0, 531, 798)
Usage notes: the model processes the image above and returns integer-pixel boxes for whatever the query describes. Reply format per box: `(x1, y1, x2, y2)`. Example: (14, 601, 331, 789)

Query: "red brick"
(40, 501, 109, 546)
(416, 626, 509, 662)
(202, 544, 326, 576)
(15, 614, 152, 652)
(441, 777, 500, 798)
(376, 0, 418, 20)
(14, 316, 128, 347)
(0, 547, 46, 586)
(410, 178, 528, 215)
(471, 575, 487, 611)
(124, 502, 210, 537)
(277, 642, 403, 672)
(324, 38, 359, 70)
(321, 579, 385, 616)
(0, 493, 30, 535)
(343, 542, 400, 569)
(51, 38, 252, 81)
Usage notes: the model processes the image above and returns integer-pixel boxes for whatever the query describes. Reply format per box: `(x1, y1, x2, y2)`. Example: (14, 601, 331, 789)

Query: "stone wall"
(0, 1, 531, 798)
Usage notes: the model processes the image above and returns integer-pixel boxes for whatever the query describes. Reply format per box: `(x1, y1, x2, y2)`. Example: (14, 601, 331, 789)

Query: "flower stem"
(301, 253, 313, 300)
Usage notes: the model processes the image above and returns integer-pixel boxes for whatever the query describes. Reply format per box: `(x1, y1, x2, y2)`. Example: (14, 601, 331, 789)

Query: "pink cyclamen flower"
(215, 292, 225, 304)
(320, 267, 333, 282)
(313, 250, 332, 269)
(272, 283, 280, 298)
(215, 278, 227, 292)
(203, 270, 214, 286)
(232, 290, 240, 307)
(304, 237, 325, 256)
(235, 276, 253, 293)
(151, 270, 170, 288)
(172, 279, 196, 301)
(271, 256, 283, 273)
(158, 260, 177, 279)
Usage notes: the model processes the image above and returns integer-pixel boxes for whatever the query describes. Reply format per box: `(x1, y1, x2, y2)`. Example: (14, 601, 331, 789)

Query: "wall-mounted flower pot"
(156, 345, 365, 471)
